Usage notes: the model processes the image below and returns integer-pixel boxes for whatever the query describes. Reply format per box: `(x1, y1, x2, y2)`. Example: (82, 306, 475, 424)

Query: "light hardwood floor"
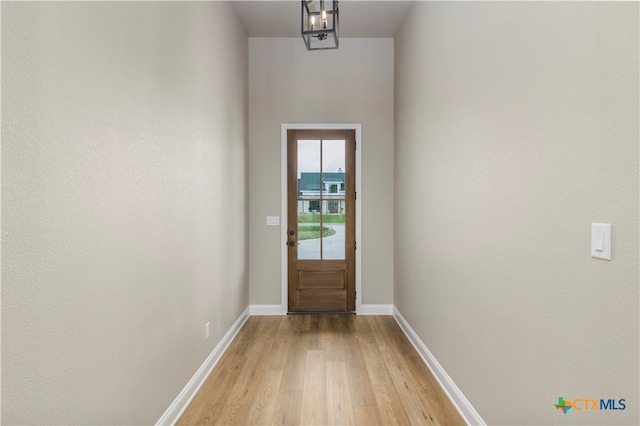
(178, 315, 465, 425)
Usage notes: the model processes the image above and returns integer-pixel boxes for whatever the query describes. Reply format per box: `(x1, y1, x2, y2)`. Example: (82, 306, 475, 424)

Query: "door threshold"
(287, 311, 356, 315)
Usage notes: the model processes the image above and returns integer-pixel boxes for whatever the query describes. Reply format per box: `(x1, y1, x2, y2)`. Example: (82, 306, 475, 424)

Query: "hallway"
(3, 2, 638, 424)
(178, 315, 465, 425)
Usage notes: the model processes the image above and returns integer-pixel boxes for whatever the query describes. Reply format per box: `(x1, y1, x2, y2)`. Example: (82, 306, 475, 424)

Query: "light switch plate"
(591, 223, 611, 260)
(266, 216, 280, 226)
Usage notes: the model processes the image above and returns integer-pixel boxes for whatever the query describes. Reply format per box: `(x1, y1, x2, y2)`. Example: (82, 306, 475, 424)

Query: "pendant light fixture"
(301, 0, 339, 50)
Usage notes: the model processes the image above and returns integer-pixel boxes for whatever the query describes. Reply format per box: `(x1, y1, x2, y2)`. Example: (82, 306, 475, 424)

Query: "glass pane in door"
(297, 140, 321, 260)
(321, 140, 345, 260)
(297, 200, 321, 259)
(296, 138, 346, 260)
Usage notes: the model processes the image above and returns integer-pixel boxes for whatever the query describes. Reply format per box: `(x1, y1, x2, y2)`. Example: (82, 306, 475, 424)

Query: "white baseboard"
(358, 304, 394, 315)
(156, 306, 250, 426)
(249, 304, 285, 315)
(393, 307, 486, 426)
(249, 304, 393, 315)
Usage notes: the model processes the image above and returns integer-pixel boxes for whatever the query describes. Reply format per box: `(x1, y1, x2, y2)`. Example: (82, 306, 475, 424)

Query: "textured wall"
(248, 38, 394, 306)
(1, 2, 248, 423)
(394, 2, 639, 424)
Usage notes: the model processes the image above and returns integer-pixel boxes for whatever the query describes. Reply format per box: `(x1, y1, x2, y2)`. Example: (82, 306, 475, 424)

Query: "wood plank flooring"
(178, 315, 465, 425)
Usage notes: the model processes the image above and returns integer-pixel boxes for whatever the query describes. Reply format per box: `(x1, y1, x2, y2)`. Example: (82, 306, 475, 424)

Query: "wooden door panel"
(298, 271, 345, 290)
(296, 291, 347, 312)
(296, 260, 346, 270)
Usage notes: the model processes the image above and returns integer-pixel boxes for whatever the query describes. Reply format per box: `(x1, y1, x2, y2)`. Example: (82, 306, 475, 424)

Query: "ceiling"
(231, 1, 416, 38)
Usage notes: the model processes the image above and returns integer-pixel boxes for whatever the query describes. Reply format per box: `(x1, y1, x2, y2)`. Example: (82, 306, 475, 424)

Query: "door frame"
(280, 123, 362, 314)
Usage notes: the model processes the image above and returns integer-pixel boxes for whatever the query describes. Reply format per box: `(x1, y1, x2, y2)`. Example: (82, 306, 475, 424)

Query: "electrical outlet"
(205, 322, 210, 339)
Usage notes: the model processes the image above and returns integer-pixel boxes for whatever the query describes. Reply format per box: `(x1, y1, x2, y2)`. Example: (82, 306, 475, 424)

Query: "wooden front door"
(287, 129, 356, 312)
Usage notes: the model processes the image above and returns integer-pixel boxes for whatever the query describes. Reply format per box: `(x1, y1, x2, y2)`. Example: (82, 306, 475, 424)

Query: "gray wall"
(1, 2, 249, 423)
(248, 38, 394, 306)
(394, 2, 639, 424)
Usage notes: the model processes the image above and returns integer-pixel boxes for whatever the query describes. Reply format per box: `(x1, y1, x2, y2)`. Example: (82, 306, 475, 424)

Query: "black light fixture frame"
(301, 0, 339, 50)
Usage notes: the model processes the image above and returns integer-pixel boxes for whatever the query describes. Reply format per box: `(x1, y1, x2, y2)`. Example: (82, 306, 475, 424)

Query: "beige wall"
(394, 2, 639, 424)
(249, 38, 394, 306)
(1, 2, 248, 423)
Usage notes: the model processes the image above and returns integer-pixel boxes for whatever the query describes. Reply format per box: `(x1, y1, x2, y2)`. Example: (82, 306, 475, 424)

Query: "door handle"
(287, 241, 297, 247)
